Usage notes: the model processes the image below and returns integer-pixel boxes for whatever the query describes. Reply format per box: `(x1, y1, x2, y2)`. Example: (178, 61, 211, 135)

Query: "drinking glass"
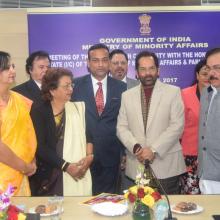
(48, 196, 64, 220)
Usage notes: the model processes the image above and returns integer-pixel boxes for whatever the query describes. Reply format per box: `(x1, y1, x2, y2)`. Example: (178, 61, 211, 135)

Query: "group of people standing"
(1, 44, 220, 196)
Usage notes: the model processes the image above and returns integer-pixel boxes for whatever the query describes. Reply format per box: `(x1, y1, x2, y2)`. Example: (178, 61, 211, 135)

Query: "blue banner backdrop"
(28, 11, 220, 88)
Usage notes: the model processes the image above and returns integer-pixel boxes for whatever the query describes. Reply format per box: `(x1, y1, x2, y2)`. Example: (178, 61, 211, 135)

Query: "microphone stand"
(144, 161, 177, 220)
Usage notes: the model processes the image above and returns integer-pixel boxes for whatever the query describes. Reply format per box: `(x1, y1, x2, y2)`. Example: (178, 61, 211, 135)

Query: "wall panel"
(0, 9, 29, 85)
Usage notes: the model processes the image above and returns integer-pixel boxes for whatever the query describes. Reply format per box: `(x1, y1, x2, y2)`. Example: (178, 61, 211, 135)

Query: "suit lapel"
(45, 102, 57, 146)
(146, 80, 162, 131)
(84, 75, 99, 117)
(134, 85, 146, 134)
(205, 88, 211, 115)
(27, 80, 41, 100)
(103, 77, 113, 114)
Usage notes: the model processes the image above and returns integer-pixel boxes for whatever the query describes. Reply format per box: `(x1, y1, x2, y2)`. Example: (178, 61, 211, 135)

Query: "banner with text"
(28, 11, 220, 88)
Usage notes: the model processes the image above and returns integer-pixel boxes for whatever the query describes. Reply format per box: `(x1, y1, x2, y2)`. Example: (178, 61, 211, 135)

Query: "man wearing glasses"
(109, 49, 139, 193)
(117, 50, 186, 194)
(109, 49, 139, 89)
(198, 47, 220, 194)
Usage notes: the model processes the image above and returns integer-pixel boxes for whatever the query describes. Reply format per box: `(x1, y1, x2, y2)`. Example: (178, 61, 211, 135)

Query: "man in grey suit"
(117, 51, 185, 194)
(198, 47, 220, 194)
(109, 49, 139, 89)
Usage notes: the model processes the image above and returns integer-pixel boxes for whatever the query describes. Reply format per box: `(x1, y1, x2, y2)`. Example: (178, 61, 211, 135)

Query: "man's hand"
(76, 155, 93, 176)
(135, 147, 155, 164)
(66, 163, 83, 181)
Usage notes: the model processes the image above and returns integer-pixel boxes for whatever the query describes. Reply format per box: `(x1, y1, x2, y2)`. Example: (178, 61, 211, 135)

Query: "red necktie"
(95, 82, 104, 115)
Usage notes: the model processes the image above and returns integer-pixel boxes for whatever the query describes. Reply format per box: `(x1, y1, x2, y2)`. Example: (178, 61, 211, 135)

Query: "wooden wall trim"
(92, 0, 200, 7)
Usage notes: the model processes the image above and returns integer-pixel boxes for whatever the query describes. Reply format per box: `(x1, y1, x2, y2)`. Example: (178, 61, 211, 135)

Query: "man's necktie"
(95, 82, 104, 115)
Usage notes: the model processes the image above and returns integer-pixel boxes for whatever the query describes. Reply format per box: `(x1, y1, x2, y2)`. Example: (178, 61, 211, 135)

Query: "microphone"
(144, 160, 177, 220)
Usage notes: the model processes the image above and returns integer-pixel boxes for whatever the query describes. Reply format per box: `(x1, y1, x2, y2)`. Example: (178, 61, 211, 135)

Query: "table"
(12, 195, 220, 219)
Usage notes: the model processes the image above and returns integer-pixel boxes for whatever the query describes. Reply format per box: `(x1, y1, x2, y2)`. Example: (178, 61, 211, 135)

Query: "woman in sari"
(30, 67, 93, 196)
(0, 51, 37, 196)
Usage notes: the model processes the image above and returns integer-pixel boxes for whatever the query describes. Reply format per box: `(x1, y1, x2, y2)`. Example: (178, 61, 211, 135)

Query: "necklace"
(54, 110, 64, 117)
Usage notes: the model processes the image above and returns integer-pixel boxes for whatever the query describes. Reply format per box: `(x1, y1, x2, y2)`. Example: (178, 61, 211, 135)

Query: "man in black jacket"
(13, 51, 51, 104)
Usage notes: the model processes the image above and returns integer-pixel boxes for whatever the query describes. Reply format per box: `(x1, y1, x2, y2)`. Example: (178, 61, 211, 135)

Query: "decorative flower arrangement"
(124, 167, 162, 209)
(124, 167, 168, 220)
(0, 185, 26, 220)
(125, 185, 161, 209)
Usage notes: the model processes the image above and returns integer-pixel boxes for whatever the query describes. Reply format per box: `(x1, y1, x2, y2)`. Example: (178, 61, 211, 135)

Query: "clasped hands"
(135, 147, 155, 164)
(66, 155, 93, 181)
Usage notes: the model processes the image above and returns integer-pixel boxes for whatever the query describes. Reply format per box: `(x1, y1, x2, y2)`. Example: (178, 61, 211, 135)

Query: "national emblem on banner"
(139, 14, 152, 35)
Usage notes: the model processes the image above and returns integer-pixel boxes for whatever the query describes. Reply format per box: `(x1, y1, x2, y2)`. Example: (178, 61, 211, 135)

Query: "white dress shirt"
(91, 75, 107, 105)
(34, 80, 42, 89)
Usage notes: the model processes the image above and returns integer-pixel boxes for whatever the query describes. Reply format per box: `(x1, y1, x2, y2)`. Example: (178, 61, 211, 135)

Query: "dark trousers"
(123, 175, 181, 195)
(159, 175, 181, 194)
(91, 161, 119, 195)
(117, 171, 135, 194)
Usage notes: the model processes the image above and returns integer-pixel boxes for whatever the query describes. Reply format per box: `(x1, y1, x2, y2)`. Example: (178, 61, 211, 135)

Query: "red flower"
(7, 205, 21, 220)
(7, 212, 18, 220)
(137, 187, 145, 198)
(7, 205, 20, 213)
(151, 191, 161, 202)
(128, 193, 136, 203)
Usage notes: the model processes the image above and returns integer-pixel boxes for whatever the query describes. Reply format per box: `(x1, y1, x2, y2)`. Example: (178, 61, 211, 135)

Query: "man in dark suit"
(109, 49, 139, 89)
(12, 51, 51, 104)
(73, 44, 126, 195)
(109, 49, 139, 193)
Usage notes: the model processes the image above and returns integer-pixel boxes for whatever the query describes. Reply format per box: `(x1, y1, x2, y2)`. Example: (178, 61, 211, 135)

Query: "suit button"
(201, 136, 204, 140)
(203, 147, 206, 151)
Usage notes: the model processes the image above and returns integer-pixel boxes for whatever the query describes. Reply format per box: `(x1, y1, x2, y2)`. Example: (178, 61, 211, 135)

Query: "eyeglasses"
(138, 66, 157, 74)
(59, 83, 74, 90)
(205, 64, 220, 73)
(111, 61, 127, 66)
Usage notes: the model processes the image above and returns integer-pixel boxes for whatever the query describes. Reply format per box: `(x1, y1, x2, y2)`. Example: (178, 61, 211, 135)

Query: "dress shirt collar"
(90, 74, 107, 105)
(33, 80, 42, 89)
(211, 85, 217, 94)
(208, 85, 220, 93)
(91, 74, 107, 89)
(122, 76, 127, 83)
